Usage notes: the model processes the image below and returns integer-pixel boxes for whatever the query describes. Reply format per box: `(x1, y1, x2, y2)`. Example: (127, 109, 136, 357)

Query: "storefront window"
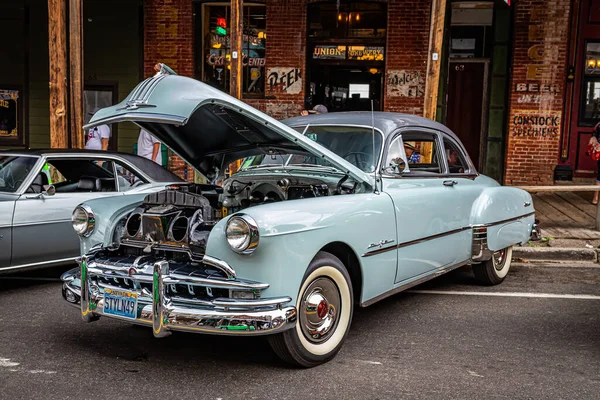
(0, 87, 22, 145)
(197, 3, 266, 97)
(307, 2, 386, 39)
(581, 42, 600, 123)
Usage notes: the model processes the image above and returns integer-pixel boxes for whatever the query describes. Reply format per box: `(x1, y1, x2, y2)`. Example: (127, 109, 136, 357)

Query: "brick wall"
(504, 0, 571, 185)
(383, 0, 431, 115)
(144, 0, 194, 180)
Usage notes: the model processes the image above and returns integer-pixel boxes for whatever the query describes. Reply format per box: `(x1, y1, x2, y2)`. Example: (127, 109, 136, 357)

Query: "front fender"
(205, 193, 397, 305)
(79, 194, 146, 254)
(470, 187, 535, 251)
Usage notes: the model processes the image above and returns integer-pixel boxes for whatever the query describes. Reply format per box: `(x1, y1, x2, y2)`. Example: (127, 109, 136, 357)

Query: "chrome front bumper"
(61, 255, 297, 336)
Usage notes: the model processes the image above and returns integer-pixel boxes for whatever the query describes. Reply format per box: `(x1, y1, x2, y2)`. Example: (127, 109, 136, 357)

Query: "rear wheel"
(268, 251, 353, 367)
(472, 246, 513, 285)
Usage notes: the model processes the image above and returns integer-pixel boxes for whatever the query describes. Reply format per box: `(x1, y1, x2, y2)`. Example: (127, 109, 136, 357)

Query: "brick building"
(1, 0, 598, 185)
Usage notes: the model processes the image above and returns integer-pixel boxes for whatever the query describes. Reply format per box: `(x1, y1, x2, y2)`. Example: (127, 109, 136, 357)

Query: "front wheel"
(268, 251, 353, 367)
(472, 246, 513, 285)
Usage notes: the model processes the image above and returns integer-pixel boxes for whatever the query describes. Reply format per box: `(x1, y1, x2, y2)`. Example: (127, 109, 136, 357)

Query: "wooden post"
(69, 0, 84, 149)
(423, 0, 447, 121)
(229, 0, 243, 100)
(48, 0, 69, 148)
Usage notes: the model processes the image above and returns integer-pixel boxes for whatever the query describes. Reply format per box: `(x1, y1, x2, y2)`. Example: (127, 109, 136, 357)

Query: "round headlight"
(225, 214, 259, 254)
(72, 205, 95, 237)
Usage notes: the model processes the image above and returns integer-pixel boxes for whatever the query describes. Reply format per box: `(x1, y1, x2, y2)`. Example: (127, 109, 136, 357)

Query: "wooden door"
(445, 61, 488, 169)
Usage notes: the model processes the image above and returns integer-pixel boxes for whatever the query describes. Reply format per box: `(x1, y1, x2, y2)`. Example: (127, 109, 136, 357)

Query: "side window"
(115, 162, 145, 191)
(401, 132, 442, 174)
(443, 139, 468, 174)
(39, 159, 117, 193)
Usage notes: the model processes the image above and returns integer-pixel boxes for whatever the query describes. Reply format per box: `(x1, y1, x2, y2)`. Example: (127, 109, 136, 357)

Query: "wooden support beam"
(48, 0, 69, 148)
(69, 0, 84, 149)
(229, 0, 243, 100)
(423, 0, 447, 121)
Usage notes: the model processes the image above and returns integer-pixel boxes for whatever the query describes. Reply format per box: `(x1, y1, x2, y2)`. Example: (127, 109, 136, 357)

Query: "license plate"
(103, 288, 138, 319)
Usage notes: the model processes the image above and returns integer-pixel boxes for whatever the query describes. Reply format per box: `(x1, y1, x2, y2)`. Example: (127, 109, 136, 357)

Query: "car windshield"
(0, 155, 38, 193)
(237, 125, 382, 173)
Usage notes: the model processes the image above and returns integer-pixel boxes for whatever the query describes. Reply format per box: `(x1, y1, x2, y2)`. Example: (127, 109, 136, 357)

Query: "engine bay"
(114, 171, 358, 260)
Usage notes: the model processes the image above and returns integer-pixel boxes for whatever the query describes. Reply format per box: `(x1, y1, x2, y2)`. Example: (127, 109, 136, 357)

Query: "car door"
(0, 194, 17, 268)
(439, 134, 484, 264)
(381, 129, 466, 284)
(10, 156, 123, 268)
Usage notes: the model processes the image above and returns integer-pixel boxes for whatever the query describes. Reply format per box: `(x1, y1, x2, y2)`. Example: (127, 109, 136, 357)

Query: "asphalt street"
(0, 262, 598, 400)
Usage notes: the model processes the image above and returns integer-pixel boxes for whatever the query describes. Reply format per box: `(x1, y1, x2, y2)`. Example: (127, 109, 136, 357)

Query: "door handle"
(443, 180, 458, 187)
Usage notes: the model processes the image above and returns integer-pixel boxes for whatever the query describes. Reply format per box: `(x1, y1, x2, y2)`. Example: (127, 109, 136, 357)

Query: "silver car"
(0, 149, 183, 273)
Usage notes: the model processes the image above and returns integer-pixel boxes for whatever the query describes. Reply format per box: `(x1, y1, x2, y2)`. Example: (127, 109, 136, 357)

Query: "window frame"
(197, 1, 267, 99)
(579, 40, 600, 126)
(442, 136, 476, 177)
(0, 84, 25, 146)
(380, 128, 478, 179)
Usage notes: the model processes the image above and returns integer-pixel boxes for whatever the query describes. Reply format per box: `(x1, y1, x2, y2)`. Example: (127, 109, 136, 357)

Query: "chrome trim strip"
(87, 264, 266, 290)
(362, 227, 471, 257)
(212, 297, 292, 308)
(361, 212, 536, 258)
(360, 261, 469, 307)
(10, 219, 71, 227)
(0, 256, 77, 273)
(473, 212, 536, 228)
(83, 113, 186, 131)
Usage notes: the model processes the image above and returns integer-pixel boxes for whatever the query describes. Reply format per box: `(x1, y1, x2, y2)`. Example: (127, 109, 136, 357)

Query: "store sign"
(386, 70, 425, 98)
(0, 90, 19, 138)
(511, 110, 561, 137)
(267, 67, 302, 94)
(207, 53, 265, 67)
(313, 45, 346, 60)
(347, 46, 384, 61)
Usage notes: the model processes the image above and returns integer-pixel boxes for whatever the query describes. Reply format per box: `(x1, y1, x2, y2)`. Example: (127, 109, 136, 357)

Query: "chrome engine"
(118, 185, 221, 260)
(220, 174, 333, 214)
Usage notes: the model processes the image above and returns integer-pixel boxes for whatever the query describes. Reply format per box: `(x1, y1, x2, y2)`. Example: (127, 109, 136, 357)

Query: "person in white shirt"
(137, 129, 162, 165)
(85, 124, 111, 150)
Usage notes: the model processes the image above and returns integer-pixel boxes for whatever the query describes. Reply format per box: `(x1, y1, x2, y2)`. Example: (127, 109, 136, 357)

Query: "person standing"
(587, 122, 600, 204)
(85, 124, 111, 150)
(137, 128, 162, 166)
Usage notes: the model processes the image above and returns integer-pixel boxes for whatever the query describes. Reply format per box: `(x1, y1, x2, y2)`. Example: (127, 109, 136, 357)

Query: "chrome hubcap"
(492, 249, 507, 271)
(300, 277, 341, 343)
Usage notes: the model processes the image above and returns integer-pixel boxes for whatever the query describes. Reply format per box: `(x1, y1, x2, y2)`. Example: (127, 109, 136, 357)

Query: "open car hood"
(84, 67, 373, 186)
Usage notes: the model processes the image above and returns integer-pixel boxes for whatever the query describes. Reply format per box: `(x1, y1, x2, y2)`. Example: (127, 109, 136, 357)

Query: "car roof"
(282, 112, 462, 142)
(0, 149, 183, 183)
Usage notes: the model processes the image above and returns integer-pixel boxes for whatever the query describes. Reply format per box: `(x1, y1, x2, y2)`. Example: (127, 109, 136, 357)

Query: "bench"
(516, 185, 600, 230)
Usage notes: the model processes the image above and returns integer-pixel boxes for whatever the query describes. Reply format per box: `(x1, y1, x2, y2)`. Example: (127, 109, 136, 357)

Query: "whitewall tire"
(472, 246, 513, 285)
(268, 251, 354, 367)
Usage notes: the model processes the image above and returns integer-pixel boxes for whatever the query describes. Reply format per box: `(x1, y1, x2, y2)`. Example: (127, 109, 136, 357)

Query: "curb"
(513, 247, 598, 263)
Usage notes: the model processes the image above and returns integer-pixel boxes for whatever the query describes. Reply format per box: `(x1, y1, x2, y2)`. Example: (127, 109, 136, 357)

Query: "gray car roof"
(282, 112, 461, 142)
(0, 149, 183, 183)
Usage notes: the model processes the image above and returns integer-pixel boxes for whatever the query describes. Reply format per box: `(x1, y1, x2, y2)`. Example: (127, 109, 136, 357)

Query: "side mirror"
(42, 184, 56, 196)
(385, 158, 408, 174)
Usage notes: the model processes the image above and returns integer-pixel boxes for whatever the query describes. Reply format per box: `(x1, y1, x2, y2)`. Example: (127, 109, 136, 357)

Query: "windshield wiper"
(240, 164, 284, 171)
(287, 164, 343, 173)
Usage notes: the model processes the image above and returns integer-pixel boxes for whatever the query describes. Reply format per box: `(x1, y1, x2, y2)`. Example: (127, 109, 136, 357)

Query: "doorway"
(445, 60, 489, 169)
(308, 65, 383, 112)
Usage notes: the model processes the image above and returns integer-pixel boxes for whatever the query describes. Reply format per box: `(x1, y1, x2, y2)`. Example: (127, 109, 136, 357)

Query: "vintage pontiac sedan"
(61, 66, 539, 367)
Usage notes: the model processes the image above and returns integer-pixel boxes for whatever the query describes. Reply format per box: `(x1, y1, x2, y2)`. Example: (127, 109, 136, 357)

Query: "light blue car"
(61, 65, 539, 367)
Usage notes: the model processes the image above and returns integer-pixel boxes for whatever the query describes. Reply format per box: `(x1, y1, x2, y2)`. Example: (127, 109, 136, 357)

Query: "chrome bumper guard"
(61, 255, 297, 336)
(530, 219, 542, 241)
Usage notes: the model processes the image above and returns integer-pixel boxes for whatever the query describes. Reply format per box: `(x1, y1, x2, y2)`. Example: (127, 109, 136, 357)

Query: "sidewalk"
(513, 191, 600, 264)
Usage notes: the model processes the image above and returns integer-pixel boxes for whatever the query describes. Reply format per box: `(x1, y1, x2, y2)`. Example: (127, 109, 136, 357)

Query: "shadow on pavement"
(0, 264, 73, 291)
